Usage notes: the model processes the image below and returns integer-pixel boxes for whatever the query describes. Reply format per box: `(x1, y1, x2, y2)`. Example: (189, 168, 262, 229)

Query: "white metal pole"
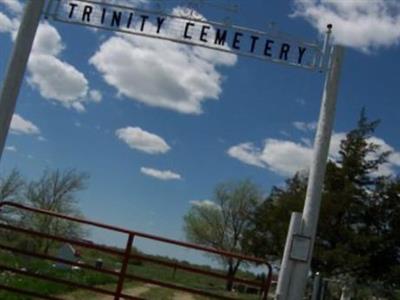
(275, 26, 345, 298)
(287, 44, 344, 300)
(0, 0, 45, 161)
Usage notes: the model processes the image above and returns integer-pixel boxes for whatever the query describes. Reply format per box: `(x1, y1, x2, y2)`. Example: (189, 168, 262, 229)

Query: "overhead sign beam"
(45, 0, 327, 71)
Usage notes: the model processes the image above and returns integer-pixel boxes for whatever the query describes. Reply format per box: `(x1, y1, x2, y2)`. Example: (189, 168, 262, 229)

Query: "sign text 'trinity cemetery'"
(46, 0, 324, 71)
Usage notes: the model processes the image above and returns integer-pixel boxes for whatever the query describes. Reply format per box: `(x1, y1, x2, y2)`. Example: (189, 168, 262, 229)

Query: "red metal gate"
(0, 201, 272, 299)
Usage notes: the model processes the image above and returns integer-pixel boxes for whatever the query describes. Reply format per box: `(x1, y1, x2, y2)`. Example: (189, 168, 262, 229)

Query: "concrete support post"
(275, 212, 302, 299)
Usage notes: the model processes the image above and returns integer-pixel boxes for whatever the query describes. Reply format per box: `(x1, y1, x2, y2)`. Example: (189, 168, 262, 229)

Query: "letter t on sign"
(69, 3, 78, 18)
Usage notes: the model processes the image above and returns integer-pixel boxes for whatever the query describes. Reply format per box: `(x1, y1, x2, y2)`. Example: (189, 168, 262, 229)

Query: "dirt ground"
(62, 284, 201, 299)
(173, 293, 196, 300)
(98, 285, 152, 299)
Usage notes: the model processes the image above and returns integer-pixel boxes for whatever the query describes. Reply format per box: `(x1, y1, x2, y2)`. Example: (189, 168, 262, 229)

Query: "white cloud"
(328, 132, 346, 161)
(116, 127, 170, 154)
(366, 136, 400, 176)
(301, 137, 312, 147)
(5, 145, 16, 152)
(260, 139, 314, 176)
(10, 114, 40, 135)
(28, 54, 88, 107)
(0, 12, 13, 32)
(228, 132, 400, 177)
(24, 22, 99, 112)
(190, 200, 221, 209)
(89, 90, 103, 103)
(228, 139, 313, 176)
(227, 143, 265, 168)
(140, 167, 182, 180)
(293, 0, 400, 51)
(0, 0, 23, 14)
(293, 121, 317, 132)
(32, 22, 64, 56)
(389, 152, 400, 166)
(90, 7, 237, 114)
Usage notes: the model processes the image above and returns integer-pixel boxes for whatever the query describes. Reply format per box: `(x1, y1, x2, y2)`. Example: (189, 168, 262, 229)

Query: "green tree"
(247, 111, 400, 295)
(0, 169, 25, 245)
(314, 110, 392, 279)
(245, 173, 307, 259)
(0, 169, 24, 202)
(183, 180, 262, 291)
(20, 169, 89, 254)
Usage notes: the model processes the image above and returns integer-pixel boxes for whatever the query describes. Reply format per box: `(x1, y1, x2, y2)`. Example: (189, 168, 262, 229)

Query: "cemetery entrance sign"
(44, 0, 325, 71)
(0, 1, 344, 299)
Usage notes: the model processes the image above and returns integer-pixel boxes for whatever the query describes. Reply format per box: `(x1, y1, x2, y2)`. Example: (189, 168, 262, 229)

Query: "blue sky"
(1, 0, 400, 259)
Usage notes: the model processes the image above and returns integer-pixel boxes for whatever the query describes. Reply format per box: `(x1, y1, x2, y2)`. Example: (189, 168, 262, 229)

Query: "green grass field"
(0, 245, 269, 300)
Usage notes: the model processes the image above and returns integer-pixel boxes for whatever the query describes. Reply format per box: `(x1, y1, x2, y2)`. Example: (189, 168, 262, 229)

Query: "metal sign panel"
(290, 234, 311, 262)
(45, 0, 326, 71)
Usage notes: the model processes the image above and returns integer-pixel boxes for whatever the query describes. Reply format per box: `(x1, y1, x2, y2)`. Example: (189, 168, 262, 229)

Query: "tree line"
(183, 111, 400, 297)
(0, 169, 88, 255)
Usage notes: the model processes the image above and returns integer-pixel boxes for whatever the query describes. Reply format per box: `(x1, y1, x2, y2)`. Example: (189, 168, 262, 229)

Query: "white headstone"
(56, 243, 78, 269)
